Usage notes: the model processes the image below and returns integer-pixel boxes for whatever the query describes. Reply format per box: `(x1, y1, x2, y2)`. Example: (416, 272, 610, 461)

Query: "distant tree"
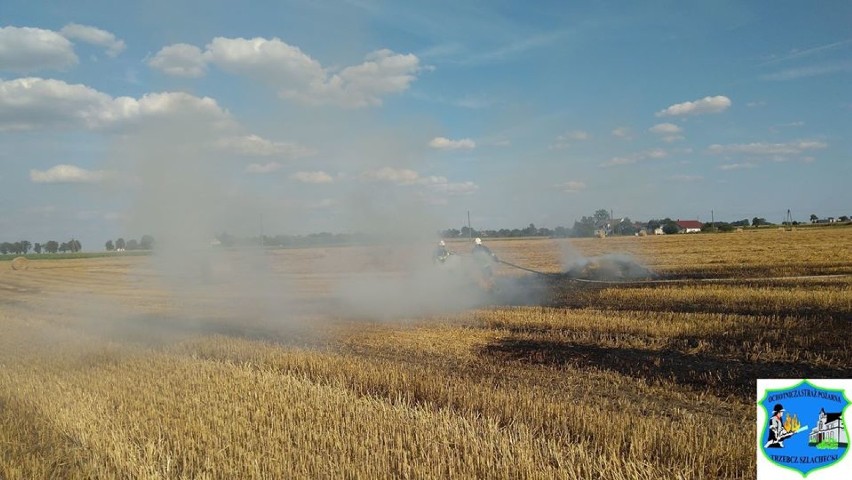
(20, 240, 32, 254)
(11, 242, 23, 254)
(140, 235, 155, 250)
(34, 243, 42, 254)
(612, 217, 635, 236)
(126, 239, 139, 250)
(45, 241, 59, 254)
(647, 219, 662, 230)
(553, 226, 569, 237)
(116, 238, 126, 251)
(523, 223, 536, 236)
(840, 216, 850, 222)
(59, 242, 69, 253)
(593, 209, 610, 224)
(662, 221, 680, 235)
(105, 240, 115, 251)
(442, 228, 461, 238)
(752, 217, 769, 227)
(69, 239, 81, 253)
(810, 214, 818, 223)
(731, 219, 750, 227)
(572, 216, 596, 237)
(0, 242, 10, 255)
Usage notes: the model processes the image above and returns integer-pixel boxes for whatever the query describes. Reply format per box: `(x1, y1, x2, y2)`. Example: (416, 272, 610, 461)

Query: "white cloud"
(649, 123, 684, 143)
(611, 127, 632, 139)
(668, 174, 702, 182)
(59, 23, 125, 57)
(550, 130, 589, 149)
(290, 171, 334, 184)
(147, 43, 207, 77)
(0, 77, 231, 131)
(181, 37, 421, 107)
(558, 181, 586, 193)
(707, 140, 827, 156)
(361, 167, 477, 195)
(429, 136, 476, 150)
(30, 164, 106, 183)
(217, 134, 316, 157)
(0, 26, 78, 72)
(719, 163, 757, 170)
(600, 148, 669, 167)
(419, 176, 478, 195)
(656, 95, 731, 117)
(245, 162, 283, 174)
(649, 123, 682, 134)
(362, 167, 421, 184)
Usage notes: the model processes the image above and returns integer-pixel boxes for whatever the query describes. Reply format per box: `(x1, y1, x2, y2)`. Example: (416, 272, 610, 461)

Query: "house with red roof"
(675, 220, 703, 233)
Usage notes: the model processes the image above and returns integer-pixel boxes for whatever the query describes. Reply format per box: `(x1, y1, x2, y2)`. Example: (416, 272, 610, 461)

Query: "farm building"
(675, 220, 703, 233)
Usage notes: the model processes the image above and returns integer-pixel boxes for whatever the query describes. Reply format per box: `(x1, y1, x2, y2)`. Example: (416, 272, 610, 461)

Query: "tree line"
(0, 239, 81, 255)
(105, 235, 155, 251)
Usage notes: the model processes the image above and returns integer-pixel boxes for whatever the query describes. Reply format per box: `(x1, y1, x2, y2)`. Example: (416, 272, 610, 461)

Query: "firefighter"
(433, 240, 451, 264)
(471, 238, 498, 281)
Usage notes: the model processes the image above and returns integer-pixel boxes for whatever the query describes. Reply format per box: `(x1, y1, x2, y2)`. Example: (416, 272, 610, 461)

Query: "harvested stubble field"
(1, 228, 850, 479)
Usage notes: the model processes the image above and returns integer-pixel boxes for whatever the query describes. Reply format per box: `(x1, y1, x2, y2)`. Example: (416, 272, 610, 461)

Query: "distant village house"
(675, 220, 703, 233)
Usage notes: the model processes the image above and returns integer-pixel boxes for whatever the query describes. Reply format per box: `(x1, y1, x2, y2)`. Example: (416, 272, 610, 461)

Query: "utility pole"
(467, 211, 472, 242)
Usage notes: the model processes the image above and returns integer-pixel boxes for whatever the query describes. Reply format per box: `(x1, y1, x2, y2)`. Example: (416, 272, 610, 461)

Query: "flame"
(783, 413, 801, 431)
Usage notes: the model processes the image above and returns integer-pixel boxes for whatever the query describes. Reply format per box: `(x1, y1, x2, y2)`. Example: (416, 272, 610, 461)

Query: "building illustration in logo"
(809, 408, 848, 447)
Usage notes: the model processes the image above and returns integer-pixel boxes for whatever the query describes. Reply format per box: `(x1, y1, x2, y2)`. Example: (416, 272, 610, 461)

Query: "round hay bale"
(10, 256, 30, 271)
(638, 230, 647, 237)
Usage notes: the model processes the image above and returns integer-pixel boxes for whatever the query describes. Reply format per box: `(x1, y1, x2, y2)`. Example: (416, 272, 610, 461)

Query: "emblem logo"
(758, 379, 849, 477)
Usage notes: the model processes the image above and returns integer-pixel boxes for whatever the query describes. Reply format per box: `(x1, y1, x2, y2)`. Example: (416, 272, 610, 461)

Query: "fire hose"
(497, 259, 555, 277)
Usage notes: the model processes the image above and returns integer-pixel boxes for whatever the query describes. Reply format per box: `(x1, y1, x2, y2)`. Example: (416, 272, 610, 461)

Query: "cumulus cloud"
(649, 123, 682, 134)
(217, 134, 316, 157)
(245, 162, 283, 174)
(557, 180, 586, 193)
(421, 177, 478, 195)
(611, 127, 633, 140)
(600, 148, 668, 167)
(428, 136, 476, 150)
(0, 77, 230, 131)
(707, 140, 827, 156)
(151, 37, 421, 107)
(59, 23, 126, 57)
(290, 171, 334, 184)
(0, 26, 78, 72)
(147, 43, 207, 77)
(362, 167, 421, 184)
(30, 164, 106, 183)
(361, 167, 477, 195)
(656, 95, 731, 117)
(649, 123, 684, 143)
(549, 130, 589, 150)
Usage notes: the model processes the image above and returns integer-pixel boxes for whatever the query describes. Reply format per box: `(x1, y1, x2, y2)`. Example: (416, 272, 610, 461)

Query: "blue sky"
(1, 0, 850, 248)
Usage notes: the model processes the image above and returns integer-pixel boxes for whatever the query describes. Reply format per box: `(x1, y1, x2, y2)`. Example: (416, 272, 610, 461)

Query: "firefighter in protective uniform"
(433, 240, 451, 264)
(471, 238, 498, 286)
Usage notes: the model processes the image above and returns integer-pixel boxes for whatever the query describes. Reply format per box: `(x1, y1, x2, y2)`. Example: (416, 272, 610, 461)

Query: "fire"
(784, 413, 801, 431)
